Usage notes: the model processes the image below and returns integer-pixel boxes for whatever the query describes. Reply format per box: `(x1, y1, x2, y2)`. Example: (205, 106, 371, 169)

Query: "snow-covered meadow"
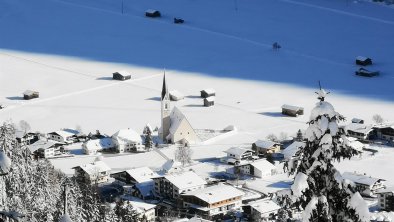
(1, 0, 394, 187)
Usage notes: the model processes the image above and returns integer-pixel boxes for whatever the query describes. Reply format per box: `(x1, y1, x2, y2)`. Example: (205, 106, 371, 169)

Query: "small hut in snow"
(281, 104, 304, 117)
(23, 90, 39, 100)
(145, 9, 161, 18)
(200, 88, 215, 98)
(204, 97, 215, 107)
(169, 90, 184, 101)
(356, 56, 372, 66)
(113, 71, 131, 81)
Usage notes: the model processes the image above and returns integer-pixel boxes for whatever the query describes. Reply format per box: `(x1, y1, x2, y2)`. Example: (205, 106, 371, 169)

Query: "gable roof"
(83, 137, 113, 151)
(224, 147, 253, 156)
(74, 161, 111, 175)
(125, 167, 158, 183)
(249, 199, 281, 214)
(169, 107, 195, 135)
(112, 128, 142, 143)
(342, 172, 384, 186)
(345, 123, 373, 135)
(164, 171, 207, 190)
(114, 70, 131, 77)
(28, 139, 59, 153)
(249, 159, 276, 171)
(182, 184, 244, 204)
(254, 140, 279, 149)
(204, 97, 215, 102)
(281, 104, 303, 111)
(282, 141, 306, 159)
(201, 88, 215, 95)
(49, 129, 77, 139)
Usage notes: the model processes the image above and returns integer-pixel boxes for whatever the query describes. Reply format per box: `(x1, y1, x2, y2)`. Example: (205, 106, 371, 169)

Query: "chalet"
(376, 187, 394, 211)
(374, 125, 394, 143)
(355, 68, 379, 77)
(236, 159, 276, 178)
(166, 107, 199, 144)
(181, 184, 244, 219)
(281, 104, 304, 117)
(342, 172, 385, 197)
(23, 90, 39, 100)
(345, 123, 374, 141)
(169, 90, 185, 101)
(145, 9, 161, 17)
(356, 56, 372, 66)
(252, 140, 280, 155)
(351, 118, 364, 124)
(200, 89, 215, 98)
(73, 160, 111, 184)
(112, 128, 144, 153)
(243, 199, 281, 221)
(15, 130, 40, 145)
(121, 196, 156, 222)
(224, 147, 255, 162)
(111, 167, 158, 185)
(48, 129, 79, 144)
(203, 97, 215, 107)
(282, 141, 305, 160)
(113, 71, 131, 81)
(82, 137, 114, 155)
(28, 139, 63, 158)
(153, 171, 207, 200)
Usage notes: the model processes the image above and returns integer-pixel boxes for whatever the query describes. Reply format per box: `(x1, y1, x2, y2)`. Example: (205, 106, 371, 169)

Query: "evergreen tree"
(296, 129, 303, 142)
(285, 88, 369, 222)
(143, 124, 154, 152)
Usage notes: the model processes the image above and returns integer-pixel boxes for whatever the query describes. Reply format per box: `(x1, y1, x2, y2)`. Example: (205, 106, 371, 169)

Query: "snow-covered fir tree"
(296, 129, 303, 142)
(143, 124, 154, 151)
(285, 88, 370, 222)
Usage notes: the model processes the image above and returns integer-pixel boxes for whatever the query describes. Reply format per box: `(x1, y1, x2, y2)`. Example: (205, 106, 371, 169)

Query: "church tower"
(160, 73, 171, 142)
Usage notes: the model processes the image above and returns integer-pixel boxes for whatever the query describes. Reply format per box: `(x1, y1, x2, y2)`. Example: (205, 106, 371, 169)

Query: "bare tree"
(279, 132, 288, 142)
(372, 114, 384, 125)
(175, 144, 193, 167)
(19, 120, 31, 134)
(266, 133, 278, 142)
(75, 125, 83, 134)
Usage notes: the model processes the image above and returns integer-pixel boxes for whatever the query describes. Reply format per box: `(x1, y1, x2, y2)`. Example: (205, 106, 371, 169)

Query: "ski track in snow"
(278, 0, 394, 25)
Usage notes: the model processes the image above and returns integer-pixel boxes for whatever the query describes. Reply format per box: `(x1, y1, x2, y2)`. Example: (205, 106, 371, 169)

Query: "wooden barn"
(169, 90, 184, 101)
(145, 9, 161, 18)
(113, 71, 131, 81)
(204, 97, 215, 107)
(23, 90, 39, 100)
(200, 88, 215, 98)
(356, 56, 372, 66)
(355, 68, 379, 77)
(281, 104, 304, 117)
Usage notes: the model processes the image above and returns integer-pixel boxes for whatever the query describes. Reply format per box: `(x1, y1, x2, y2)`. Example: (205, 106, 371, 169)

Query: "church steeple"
(160, 71, 171, 142)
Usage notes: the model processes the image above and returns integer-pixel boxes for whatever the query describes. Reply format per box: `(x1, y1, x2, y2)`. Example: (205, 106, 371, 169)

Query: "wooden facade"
(23, 90, 39, 100)
(281, 104, 304, 117)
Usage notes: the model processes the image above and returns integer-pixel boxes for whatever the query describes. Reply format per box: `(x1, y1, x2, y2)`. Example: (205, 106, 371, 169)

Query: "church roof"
(161, 73, 168, 100)
(169, 107, 195, 135)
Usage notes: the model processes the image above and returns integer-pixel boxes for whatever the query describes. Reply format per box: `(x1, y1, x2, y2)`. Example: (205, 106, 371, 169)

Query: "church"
(159, 74, 199, 144)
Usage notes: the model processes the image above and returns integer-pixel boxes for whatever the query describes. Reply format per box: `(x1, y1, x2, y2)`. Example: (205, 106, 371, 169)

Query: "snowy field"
(1, 0, 394, 186)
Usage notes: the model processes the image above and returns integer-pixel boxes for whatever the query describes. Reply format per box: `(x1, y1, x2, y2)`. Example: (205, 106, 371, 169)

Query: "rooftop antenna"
(315, 80, 329, 101)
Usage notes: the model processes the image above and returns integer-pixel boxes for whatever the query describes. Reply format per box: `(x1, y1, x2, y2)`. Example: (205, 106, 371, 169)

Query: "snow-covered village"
(1, 0, 394, 221)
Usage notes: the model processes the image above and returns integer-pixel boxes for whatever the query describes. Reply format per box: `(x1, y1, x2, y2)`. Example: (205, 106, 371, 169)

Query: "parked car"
(355, 68, 379, 77)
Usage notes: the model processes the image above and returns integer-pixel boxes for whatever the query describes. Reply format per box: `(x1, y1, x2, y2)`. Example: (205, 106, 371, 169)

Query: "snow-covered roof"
(112, 128, 142, 143)
(169, 107, 195, 135)
(28, 139, 58, 153)
(249, 199, 281, 214)
(345, 123, 373, 135)
(121, 196, 156, 211)
(125, 167, 158, 183)
(201, 88, 215, 94)
(23, 90, 38, 95)
(113, 70, 131, 77)
(351, 118, 364, 123)
(146, 9, 159, 13)
(169, 90, 184, 100)
(348, 139, 364, 152)
(74, 160, 111, 175)
(204, 97, 215, 102)
(281, 104, 303, 111)
(254, 140, 279, 149)
(161, 159, 182, 173)
(49, 129, 78, 139)
(376, 186, 394, 194)
(224, 147, 253, 156)
(249, 159, 276, 171)
(83, 137, 113, 151)
(356, 56, 370, 61)
(342, 172, 384, 186)
(282, 141, 306, 159)
(183, 184, 244, 204)
(135, 181, 155, 197)
(164, 171, 207, 189)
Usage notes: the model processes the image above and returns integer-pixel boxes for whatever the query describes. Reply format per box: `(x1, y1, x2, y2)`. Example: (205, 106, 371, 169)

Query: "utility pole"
(121, 0, 124, 14)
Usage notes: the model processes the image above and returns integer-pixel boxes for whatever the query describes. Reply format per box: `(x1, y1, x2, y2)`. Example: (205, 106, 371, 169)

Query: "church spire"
(161, 71, 168, 100)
